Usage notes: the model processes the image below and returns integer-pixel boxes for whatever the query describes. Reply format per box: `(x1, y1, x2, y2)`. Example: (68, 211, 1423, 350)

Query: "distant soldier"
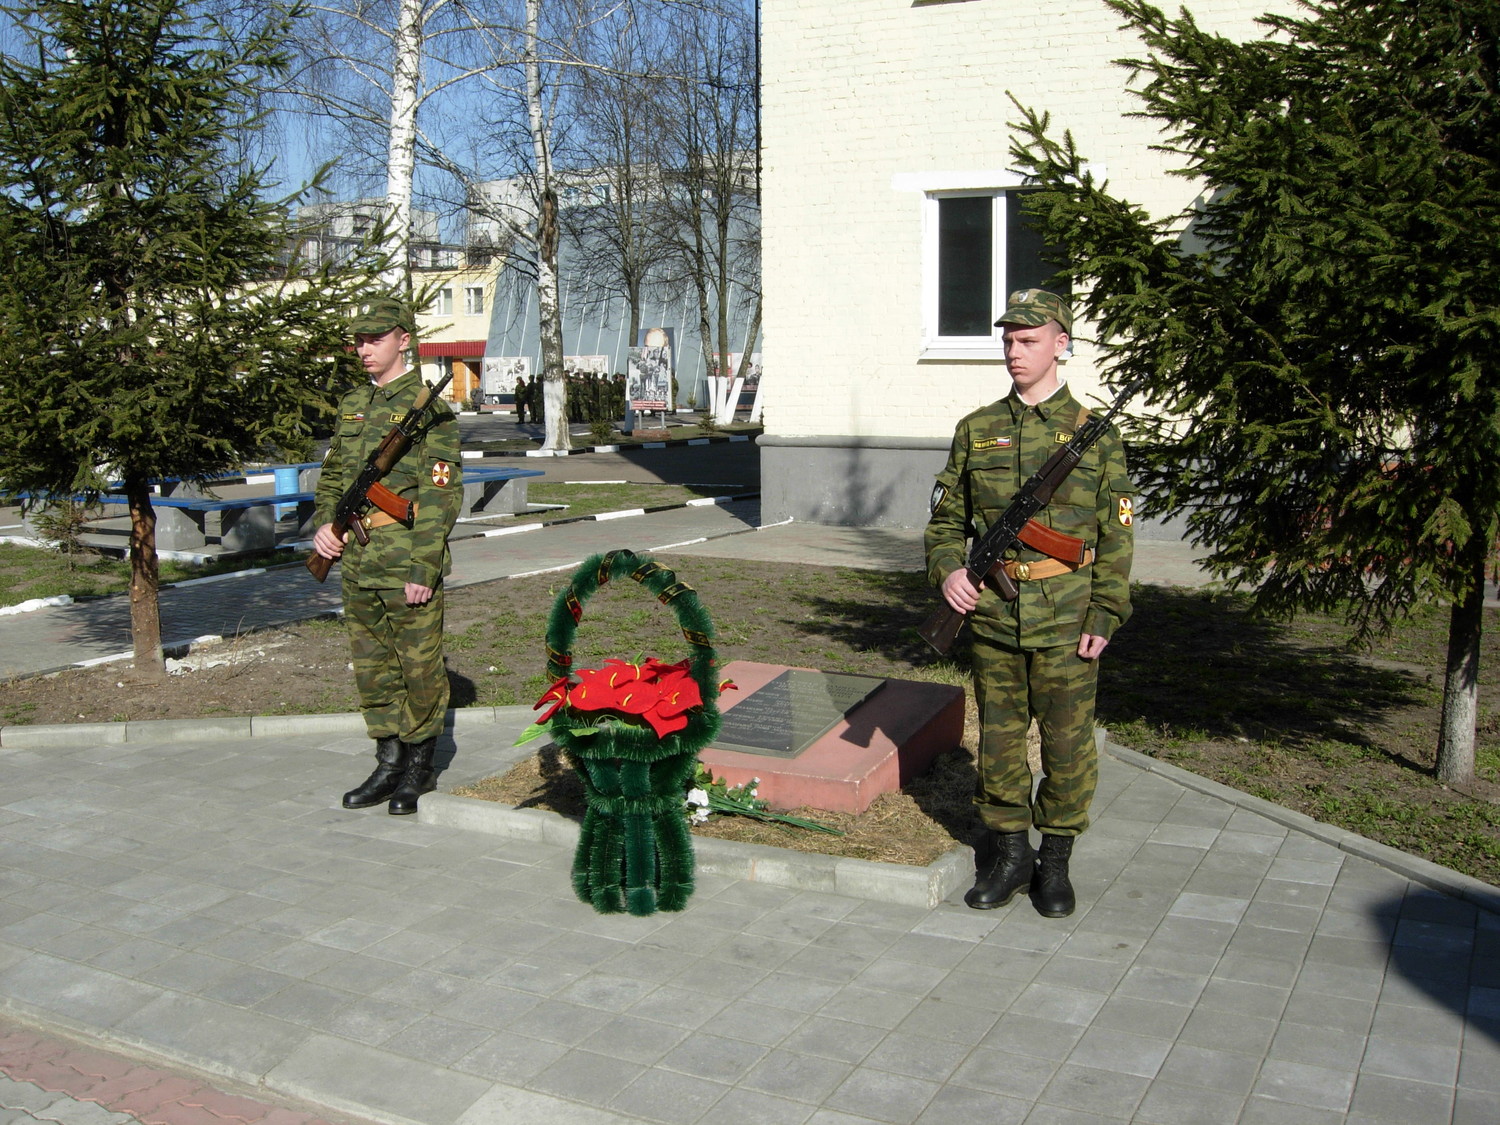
(514, 375, 527, 424)
(926, 289, 1133, 917)
(312, 296, 463, 815)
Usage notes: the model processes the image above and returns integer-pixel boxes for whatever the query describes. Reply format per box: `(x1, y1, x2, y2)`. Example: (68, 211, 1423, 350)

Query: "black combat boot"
(1032, 833, 1076, 918)
(387, 737, 438, 815)
(965, 829, 1036, 909)
(342, 736, 408, 809)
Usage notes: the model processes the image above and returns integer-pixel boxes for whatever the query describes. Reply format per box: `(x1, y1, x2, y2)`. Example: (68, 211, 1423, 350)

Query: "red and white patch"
(431, 460, 451, 487)
(1118, 496, 1134, 527)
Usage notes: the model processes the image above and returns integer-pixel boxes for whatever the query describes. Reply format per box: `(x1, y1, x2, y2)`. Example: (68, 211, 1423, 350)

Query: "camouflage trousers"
(971, 634, 1099, 835)
(343, 582, 449, 743)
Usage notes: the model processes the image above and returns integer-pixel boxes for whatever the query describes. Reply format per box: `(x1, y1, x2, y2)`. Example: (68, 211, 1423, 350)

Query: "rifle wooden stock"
(918, 562, 1021, 656)
(918, 601, 967, 655)
(306, 546, 336, 583)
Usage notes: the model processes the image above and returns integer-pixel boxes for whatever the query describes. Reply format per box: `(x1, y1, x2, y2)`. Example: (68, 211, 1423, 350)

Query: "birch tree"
(656, 1, 760, 419)
(293, 0, 498, 291)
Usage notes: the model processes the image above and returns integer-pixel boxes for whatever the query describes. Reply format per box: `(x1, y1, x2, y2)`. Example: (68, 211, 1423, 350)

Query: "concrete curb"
(0, 706, 525, 750)
(1103, 736, 1500, 915)
(419, 793, 972, 910)
(465, 431, 758, 459)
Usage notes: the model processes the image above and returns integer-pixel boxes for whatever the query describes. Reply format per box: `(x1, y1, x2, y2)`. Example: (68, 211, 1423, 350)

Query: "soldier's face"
(354, 328, 411, 384)
(1003, 322, 1067, 398)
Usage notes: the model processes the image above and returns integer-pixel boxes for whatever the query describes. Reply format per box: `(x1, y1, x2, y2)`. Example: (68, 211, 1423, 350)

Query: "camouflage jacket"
(315, 369, 464, 590)
(925, 384, 1134, 649)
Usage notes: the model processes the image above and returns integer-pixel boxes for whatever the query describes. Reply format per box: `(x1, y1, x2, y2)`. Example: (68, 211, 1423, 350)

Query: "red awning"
(418, 340, 486, 358)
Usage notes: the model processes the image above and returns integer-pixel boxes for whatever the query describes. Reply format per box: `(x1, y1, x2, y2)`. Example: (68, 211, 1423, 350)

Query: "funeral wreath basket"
(518, 549, 729, 915)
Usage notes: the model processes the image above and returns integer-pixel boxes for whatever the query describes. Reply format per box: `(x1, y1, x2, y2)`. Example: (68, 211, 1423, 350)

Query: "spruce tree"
(1009, 0, 1500, 783)
(0, 0, 377, 676)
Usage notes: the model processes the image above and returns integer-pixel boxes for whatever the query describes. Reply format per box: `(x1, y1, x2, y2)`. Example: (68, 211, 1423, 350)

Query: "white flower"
(686, 788, 710, 808)
(689, 808, 710, 825)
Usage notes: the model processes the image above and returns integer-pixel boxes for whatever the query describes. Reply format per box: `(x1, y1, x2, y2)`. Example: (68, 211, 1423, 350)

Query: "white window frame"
(895, 168, 1097, 360)
(430, 287, 454, 317)
(463, 285, 485, 316)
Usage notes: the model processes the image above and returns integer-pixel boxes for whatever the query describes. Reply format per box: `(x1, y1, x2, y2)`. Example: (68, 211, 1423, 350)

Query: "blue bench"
(287, 462, 543, 518)
(90, 491, 319, 552)
(460, 463, 544, 517)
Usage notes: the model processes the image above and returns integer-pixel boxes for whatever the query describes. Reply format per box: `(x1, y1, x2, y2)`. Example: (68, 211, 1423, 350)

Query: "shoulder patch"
(1118, 496, 1134, 526)
(929, 483, 948, 514)
(972, 436, 1012, 450)
(431, 461, 452, 487)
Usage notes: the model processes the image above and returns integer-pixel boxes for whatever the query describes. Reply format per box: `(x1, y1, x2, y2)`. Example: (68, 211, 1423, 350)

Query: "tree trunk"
(734, 295, 762, 382)
(382, 0, 423, 292)
(1437, 537, 1486, 786)
(526, 0, 568, 452)
(537, 185, 568, 449)
(125, 477, 164, 680)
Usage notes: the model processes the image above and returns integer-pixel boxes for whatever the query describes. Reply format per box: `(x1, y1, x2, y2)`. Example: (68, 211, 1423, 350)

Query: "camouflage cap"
(349, 296, 415, 337)
(995, 288, 1073, 334)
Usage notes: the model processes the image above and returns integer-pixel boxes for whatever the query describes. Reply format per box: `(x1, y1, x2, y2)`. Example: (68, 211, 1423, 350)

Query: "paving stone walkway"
(0, 1018, 354, 1125)
(2, 711, 1498, 1124)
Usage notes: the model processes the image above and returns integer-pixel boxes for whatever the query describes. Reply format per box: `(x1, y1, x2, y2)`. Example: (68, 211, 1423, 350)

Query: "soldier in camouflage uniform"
(925, 290, 1133, 916)
(312, 297, 464, 815)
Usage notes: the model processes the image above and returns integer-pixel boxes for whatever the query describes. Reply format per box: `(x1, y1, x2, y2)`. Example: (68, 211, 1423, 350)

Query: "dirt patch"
(453, 737, 989, 867)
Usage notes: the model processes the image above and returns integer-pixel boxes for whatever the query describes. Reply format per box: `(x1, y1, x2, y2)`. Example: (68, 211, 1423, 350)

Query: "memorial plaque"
(713, 670, 886, 758)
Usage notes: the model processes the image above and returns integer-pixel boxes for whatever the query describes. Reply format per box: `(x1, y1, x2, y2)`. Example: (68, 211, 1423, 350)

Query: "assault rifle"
(918, 376, 1144, 655)
(306, 370, 454, 583)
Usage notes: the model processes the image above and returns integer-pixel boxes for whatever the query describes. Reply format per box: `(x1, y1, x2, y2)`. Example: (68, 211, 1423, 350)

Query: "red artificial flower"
(532, 676, 572, 723)
(533, 656, 715, 738)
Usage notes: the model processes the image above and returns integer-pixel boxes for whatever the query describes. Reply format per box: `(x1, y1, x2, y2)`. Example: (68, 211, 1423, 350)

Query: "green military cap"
(349, 296, 416, 337)
(995, 288, 1073, 334)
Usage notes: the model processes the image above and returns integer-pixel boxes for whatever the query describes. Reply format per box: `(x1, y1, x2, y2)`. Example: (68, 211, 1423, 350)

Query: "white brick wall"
(763, 0, 1293, 440)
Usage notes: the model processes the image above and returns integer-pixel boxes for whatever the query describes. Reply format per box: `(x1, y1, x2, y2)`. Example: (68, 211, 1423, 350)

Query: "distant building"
(294, 199, 499, 405)
(412, 265, 500, 405)
(293, 199, 460, 271)
(472, 169, 760, 411)
(758, 0, 1295, 528)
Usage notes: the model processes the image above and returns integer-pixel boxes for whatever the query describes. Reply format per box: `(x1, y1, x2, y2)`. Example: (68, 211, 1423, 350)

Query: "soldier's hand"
(312, 523, 344, 560)
(1078, 633, 1109, 660)
(405, 583, 435, 606)
(941, 569, 982, 614)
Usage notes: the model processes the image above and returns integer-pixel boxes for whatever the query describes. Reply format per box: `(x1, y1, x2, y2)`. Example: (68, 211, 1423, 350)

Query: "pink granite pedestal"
(699, 660, 965, 815)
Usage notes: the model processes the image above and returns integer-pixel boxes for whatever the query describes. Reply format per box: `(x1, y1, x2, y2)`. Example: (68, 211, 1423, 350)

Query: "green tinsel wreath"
(541, 549, 722, 915)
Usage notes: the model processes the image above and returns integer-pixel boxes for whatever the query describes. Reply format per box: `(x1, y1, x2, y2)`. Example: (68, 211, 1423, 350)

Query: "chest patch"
(972, 436, 1012, 450)
(431, 461, 452, 487)
(1054, 431, 1074, 444)
(342, 412, 365, 422)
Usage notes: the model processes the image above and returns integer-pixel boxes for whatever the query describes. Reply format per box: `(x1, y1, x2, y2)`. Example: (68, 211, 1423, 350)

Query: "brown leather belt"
(359, 502, 418, 532)
(994, 549, 1094, 583)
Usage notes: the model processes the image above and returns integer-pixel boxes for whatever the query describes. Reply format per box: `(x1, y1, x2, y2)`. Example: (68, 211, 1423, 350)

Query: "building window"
(463, 285, 485, 316)
(430, 287, 453, 316)
(922, 187, 1067, 357)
